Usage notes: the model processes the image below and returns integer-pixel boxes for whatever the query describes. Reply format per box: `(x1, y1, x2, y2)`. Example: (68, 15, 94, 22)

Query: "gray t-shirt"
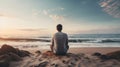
(52, 32, 68, 54)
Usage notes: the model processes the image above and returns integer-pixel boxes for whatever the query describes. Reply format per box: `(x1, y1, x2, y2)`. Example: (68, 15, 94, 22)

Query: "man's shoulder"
(53, 32, 59, 37)
(63, 33, 67, 36)
(54, 32, 67, 36)
(61, 32, 68, 37)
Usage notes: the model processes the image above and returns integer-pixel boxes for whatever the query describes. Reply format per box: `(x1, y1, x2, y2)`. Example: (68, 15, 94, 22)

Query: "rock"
(77, 53, 85, 58)
(100, 55, 111, 60)
(68, 64, 74, 67)
(62, 60, 66, 64)
(7, 52, 22, 61)
(92, 52, 111, 60)
(0, 60, 9, 67)
(0, 44, 30, 57)
(92, 52, 102, 56)
(0, 54, 11, 67)
(55, 64, 58, 67)
(0, 44, 17, 55)
(66, 53, 73, 57)
(0, 52, 22, 67)
(35, 50, 41, 54)
(35, 50, 41, 56)
(38, 61, 48, 67)
(18, 50, 30, 57)
(0, 44, 31, 67)
(66, 53, 79, 58)
(67, 53, 81, 61)
(106, 51, 120, 60)
(51, 64, 58, 67)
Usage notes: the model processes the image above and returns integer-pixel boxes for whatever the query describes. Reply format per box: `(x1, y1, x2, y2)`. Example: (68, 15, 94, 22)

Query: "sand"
(9, 47, 120, 67)
(68, 47, 120, 54)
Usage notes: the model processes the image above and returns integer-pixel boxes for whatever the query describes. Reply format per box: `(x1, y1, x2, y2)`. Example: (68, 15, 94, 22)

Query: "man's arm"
(66, 34, 69, 50)
(51, 36, 54, 52)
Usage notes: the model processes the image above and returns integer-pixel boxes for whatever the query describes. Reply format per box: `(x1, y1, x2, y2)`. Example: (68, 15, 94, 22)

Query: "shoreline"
(68, 47, 120, 54)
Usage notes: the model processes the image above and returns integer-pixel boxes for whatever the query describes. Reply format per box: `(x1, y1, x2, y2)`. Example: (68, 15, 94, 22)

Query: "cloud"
(32, 7, 65, 21)
(60, 7, 64, 11)
(32, 9, 41, 16)
(43, 10, 48, 15)
(46, 7, 65, 21)
(42, 7, 65, 15)
(49, 14, 64, 21)
(50, 7, 65, 12)
(99, 0, 120, 18)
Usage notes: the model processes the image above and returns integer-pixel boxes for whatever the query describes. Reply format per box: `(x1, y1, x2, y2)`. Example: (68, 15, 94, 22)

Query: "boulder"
(100, 55, 111, 60)
(92, 52, 102, 56)
(0, 44, 30, 57)
(18, 50, 30, 57)
(106, 51, 120, 60)
(7, 52, 22, 61)
(0, 44, 31, 67)
(0, 54, 11, 67)
(0, 44, 17, 55)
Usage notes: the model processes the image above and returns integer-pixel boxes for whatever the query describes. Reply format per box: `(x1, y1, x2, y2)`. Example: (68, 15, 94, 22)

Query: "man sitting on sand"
(51, 24, 69, 55)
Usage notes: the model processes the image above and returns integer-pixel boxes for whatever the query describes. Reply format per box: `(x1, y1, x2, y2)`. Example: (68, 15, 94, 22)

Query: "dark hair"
(56, 24, 62, 32)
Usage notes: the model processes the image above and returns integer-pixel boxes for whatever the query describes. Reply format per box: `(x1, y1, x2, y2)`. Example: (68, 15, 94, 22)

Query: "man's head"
(56, 24, 62, 32)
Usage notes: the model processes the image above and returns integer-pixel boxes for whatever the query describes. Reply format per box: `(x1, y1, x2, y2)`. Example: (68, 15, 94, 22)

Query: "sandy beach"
(8, 47, 120, 67)
(68, 47, 120, 54)
(1, 0, 120, 67)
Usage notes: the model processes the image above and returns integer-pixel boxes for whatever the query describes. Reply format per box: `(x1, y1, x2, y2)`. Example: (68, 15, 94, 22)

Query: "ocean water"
(0, 34, 120, 49)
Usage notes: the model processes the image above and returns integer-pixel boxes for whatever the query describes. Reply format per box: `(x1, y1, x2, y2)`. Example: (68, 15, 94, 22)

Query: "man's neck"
(58, 31, 62, 32)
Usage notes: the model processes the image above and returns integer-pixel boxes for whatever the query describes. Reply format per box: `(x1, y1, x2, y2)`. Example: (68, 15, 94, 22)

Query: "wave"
(69, 38, 120, 43)
(0, 38, 50, 42)
(1, 37, 120, 43)
(100, 39, 120, 43)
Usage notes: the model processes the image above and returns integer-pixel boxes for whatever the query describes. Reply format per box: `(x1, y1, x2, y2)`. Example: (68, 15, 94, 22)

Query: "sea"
(0, 34, 120, 50)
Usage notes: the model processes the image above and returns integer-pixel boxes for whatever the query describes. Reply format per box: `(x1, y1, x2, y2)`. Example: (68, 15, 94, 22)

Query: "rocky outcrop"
(0, 54, 11, 67)
(0, 44, 31, 67)
(0, 44, 18, 55)
(92, 51, 120, 61)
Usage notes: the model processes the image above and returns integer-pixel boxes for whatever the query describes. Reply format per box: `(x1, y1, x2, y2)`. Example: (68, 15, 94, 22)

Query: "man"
(51, 24, 69, 55)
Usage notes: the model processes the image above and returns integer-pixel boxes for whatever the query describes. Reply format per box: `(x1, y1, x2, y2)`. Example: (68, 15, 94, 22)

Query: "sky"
(0, 0, 120, 37)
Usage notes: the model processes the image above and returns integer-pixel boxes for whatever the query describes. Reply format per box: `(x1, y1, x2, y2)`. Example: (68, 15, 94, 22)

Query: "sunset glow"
(0, 0, 120, 38)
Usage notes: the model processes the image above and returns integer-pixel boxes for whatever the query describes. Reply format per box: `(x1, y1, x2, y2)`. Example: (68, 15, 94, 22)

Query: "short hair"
(56, 24, 62, 31)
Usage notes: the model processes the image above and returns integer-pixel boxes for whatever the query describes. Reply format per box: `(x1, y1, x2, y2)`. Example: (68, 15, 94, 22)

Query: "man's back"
(51, 24, 69, 55)
(52, 32, 68, 55)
